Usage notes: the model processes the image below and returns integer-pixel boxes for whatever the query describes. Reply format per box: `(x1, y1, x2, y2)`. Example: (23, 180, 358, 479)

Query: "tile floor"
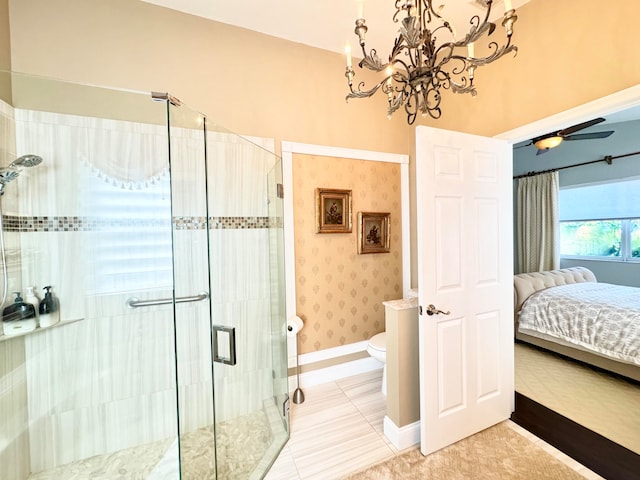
(265, 369, 603, 480)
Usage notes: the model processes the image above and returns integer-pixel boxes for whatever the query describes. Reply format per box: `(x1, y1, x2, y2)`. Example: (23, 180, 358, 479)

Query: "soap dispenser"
(2, 291, 37, 335)
(39, 286, 60, 328)
(25, 286, 41, 327)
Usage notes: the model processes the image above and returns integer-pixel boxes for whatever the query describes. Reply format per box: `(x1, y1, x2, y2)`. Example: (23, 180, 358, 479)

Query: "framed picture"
(315, 188, 352, 233)
(358, 212, 390, 254)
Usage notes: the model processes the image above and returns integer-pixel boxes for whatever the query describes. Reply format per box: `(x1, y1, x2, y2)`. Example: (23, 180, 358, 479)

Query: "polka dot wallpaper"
(293, 154, 403, 354)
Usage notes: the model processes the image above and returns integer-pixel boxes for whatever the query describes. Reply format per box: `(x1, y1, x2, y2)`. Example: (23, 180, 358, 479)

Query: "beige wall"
(7, 0, 640, 146)
(7, 0, 410, 155)
(293, 154, 403, 353)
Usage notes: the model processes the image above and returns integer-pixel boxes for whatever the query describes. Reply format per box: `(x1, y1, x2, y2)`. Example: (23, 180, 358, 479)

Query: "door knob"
(426, 304, 450, 316)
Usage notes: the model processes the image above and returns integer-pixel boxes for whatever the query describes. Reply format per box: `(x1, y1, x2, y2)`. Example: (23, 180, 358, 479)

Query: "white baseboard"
(288, 340, 370, 369)
(288, 341, 382, 391)
(383, 416, 420, 450)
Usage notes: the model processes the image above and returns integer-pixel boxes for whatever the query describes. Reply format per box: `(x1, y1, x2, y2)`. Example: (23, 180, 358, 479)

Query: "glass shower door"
(207, 128, 289, 479)
(165, 98, 216, 479)
(166, 103, 289, 479)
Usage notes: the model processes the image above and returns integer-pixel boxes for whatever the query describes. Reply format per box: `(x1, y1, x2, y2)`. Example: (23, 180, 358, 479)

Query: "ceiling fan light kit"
(533, 136, 563, 151)
(523, 117, 616, 154)
(344, 0, 518, 124)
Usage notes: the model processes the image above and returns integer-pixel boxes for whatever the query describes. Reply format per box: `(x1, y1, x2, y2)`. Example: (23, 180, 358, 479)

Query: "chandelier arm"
(345, 78, 387, 101)
(392, 0, 405, 23)
(359, 47, 386, 72)
(433, 23, 455, 36)
(447, 69, 476, 96)
(439, 19, 494, 53)
(435, 27, 514, 70)
(407, 83, 443, 124)
(404, 91, 419, 125)
(474, 2, 495, 37)
(465, 43, 518, 68)
(390, 36, 411, 67)
(387, 88, 405, 118)
(423, 0, 443, 22)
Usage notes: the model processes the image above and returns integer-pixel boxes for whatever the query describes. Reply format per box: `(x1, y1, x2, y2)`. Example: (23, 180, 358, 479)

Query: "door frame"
(280, 142, 410, 368)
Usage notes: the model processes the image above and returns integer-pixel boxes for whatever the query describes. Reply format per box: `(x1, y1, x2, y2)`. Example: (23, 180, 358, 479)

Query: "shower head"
(10, 154, 43, 168)
(0, 155, 43, 196)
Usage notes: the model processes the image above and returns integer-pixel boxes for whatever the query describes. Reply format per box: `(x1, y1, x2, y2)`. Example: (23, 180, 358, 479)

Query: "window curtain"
(516, 171, 560, 273)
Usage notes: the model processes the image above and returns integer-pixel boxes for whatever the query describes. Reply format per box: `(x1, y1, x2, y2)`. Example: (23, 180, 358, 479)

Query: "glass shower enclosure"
(0, 71, 289, 479)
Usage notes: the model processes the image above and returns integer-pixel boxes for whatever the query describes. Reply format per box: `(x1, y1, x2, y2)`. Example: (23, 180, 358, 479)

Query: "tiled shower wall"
(0, 102, 279, 477)
(0, 99, 31, 480)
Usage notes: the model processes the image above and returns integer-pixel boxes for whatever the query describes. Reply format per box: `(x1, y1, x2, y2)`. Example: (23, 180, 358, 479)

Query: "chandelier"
(344, 0, 518, 124)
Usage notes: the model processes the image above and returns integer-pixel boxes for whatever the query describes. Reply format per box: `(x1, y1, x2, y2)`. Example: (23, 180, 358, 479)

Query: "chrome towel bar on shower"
(126, 291, 209, 309)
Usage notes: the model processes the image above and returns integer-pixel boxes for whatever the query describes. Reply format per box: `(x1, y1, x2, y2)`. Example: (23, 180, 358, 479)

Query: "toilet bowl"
(366, 332, 387, 395)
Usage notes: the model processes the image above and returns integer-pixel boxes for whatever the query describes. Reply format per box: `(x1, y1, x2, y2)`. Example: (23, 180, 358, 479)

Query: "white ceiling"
(141, 0, 531, 55)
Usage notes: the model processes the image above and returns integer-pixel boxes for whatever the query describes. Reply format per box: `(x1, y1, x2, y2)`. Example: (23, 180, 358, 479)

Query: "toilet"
(367, 289, 418, 396)
(367, 332, 387, 395)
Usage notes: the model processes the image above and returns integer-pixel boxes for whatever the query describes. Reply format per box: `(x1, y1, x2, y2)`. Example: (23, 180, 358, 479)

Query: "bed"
(514, 266, 640, 382)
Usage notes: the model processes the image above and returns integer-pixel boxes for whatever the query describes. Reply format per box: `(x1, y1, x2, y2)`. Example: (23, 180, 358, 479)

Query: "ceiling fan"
(518, 118, 615, 155)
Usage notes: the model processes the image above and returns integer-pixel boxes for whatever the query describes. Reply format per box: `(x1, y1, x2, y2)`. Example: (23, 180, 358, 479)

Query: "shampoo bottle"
(39, 286, 60, 328)
(2, 291, 37, 335)
(24, 286, 41, 328)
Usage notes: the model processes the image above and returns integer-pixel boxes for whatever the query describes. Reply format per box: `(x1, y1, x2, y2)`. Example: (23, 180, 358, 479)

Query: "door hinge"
(276, 183, 284, 199)
(419, 305, 422, 315)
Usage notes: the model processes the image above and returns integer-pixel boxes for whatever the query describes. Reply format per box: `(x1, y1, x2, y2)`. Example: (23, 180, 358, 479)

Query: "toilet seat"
(367, 332, 386, 362)
(368, 332, 386, 351)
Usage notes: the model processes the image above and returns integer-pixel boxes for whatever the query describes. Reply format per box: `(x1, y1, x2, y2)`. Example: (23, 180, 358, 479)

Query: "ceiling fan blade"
(514, 141, 533, 149)
(563, 131, 615, 141)
(558, 117, 606, 136)
(536, 148, 550, 156)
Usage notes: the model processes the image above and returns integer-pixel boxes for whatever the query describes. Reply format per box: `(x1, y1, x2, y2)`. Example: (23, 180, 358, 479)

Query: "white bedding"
(518, 282, 640, 366)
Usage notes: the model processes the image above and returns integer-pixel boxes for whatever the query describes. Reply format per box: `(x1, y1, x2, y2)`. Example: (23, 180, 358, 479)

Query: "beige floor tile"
(293, 430, 393, 480)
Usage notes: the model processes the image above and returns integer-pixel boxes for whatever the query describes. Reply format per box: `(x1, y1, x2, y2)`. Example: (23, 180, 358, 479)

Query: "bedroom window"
(560, 219, 640, 259)
(559, 179, 640, 262)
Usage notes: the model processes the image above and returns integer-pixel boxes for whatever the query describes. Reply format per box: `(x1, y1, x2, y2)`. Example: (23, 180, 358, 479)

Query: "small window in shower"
(83, 169, 173, 295)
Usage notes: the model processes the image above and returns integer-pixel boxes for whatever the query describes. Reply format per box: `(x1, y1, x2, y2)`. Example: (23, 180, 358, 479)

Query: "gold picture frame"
(358, 212, 390, 254)
(315, 188, 352, 233)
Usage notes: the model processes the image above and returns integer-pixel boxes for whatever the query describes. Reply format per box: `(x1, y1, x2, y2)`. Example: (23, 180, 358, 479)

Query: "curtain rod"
(513, 150, 640, 180)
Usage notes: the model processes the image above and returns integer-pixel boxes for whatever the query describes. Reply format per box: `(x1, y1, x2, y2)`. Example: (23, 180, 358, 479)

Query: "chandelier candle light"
(344, 0, 518, 124)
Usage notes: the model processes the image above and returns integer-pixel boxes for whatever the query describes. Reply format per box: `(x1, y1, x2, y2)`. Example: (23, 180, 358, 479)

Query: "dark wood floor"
(511, 392, 640, 480)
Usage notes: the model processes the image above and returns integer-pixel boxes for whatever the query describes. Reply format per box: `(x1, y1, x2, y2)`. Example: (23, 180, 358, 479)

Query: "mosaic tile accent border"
(2, 215, 281, 232)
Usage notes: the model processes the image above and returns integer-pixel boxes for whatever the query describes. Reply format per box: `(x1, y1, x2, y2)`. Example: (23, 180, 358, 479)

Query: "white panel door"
(415, 126, 513, 455)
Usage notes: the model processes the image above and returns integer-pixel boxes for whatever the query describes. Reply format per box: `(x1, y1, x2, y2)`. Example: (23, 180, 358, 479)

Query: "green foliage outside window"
(561, 219, 640, 259)
(561, 220, 621, 257)
(631, 220, 640, 258)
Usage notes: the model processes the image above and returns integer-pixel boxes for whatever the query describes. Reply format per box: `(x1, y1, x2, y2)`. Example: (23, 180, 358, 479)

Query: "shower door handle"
(213, 325, 237, 366)
(126, 291, 209, 308)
